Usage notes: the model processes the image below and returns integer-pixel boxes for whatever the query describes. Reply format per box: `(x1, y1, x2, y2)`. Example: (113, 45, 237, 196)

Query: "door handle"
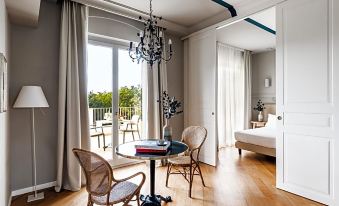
(277, 116, 283, 120)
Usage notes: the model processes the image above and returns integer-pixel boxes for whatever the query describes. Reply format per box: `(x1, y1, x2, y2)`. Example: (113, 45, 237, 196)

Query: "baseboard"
(8, 193, 12, 206)
(11, 181, 56, 197)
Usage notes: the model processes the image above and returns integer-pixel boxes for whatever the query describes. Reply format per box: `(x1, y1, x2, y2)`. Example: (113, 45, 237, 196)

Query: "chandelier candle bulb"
(159, 31, 163, 37)
(169, 39, 172, 45)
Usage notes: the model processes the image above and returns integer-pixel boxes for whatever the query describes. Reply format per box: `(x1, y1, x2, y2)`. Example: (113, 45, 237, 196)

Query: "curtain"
(55, 0, 89, 192)
(141, 30, 168, 140)
(244, 51, 252, 129)
(217, 43, 251, 147)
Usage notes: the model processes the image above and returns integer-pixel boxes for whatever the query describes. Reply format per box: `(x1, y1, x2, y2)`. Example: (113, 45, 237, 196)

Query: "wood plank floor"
(11, 147, 323, 206)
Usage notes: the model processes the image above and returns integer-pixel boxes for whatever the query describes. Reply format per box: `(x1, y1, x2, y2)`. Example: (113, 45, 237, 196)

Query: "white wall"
(0, 0, 10, 205)
(251, 50, 276, 120)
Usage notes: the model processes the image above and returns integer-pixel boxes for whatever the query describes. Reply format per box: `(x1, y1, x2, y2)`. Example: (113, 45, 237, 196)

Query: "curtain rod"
(217, 41, 246, 52)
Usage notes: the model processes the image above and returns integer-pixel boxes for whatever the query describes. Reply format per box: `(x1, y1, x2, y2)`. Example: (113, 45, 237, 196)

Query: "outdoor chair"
(119, 115, 141, 143)
(90, 125, 106, 150)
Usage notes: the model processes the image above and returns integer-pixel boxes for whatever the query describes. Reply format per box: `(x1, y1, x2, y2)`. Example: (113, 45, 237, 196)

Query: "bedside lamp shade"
(13, 86, 49, 108)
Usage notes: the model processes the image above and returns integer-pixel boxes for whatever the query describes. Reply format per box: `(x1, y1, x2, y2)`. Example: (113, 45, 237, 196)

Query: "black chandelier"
(129, 0, 173, 66)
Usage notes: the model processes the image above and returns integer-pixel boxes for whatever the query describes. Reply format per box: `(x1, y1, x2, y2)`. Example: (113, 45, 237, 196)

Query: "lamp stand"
(27, 108, 44, 202)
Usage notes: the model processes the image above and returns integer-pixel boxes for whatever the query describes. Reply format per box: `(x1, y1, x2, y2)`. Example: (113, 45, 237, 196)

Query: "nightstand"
(250, 121, 267, 129)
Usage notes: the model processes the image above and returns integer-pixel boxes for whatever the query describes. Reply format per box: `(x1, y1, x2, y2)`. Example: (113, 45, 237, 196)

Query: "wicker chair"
(73, 148, 146, 206)
(165, 126, 207, 197)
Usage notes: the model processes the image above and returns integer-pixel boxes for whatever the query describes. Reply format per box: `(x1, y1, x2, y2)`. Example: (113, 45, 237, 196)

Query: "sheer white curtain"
(217, 43, 251, 148)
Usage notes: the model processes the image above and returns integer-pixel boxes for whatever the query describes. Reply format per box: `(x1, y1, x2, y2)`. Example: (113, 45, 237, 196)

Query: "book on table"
(135, 140, 171, 153)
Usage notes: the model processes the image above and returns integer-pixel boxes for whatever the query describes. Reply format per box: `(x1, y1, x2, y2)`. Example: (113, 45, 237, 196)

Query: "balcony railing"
(88, 107, 141, 124)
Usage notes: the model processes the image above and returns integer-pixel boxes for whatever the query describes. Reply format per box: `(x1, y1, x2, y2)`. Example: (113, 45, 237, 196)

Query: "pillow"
(265, 114, 277, 128)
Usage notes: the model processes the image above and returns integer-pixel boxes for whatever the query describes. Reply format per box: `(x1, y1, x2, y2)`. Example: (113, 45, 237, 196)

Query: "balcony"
(88, 107, 142, 160)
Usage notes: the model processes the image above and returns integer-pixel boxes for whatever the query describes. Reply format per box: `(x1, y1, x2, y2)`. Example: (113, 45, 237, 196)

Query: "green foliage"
(88, 85, 141, 108)
(88, 91, 112, 108)
(119, 86, 141, 107)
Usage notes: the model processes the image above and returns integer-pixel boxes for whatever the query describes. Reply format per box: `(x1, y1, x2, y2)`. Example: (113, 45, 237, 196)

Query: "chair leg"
(197, 163, 206, 187)
(136, 193, 141, 206)
(137, 125, 140, 139)
(97, 136, 100, 148)
(103, 134, 106, 151)
(132, 131, 135, 141)
(189, 164, 193, 198)
(123, 132, 126, 144)
(166, 163, 172, 187)
(238, 148, 242, 155)
(87, 194, 93, 206)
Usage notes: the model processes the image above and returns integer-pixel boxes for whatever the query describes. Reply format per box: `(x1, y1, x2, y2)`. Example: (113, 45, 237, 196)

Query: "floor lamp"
(13, 86, 49, 202)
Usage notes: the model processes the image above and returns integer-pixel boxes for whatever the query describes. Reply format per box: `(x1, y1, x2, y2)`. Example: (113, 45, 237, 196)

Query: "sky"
(87, 44, 142, 93)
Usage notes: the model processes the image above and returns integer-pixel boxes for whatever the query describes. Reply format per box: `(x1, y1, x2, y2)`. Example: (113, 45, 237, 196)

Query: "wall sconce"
(265, 78, 271, 87)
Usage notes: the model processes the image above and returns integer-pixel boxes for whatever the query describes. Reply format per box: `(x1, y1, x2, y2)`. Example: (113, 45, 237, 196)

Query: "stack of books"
(135, 140, 171, 154)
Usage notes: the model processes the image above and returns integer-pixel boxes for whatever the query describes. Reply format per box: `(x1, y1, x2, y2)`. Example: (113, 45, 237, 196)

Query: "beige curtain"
(244, 51, 252, 129)
(141, 30, 168, 140)
(55, 0, 89, 192)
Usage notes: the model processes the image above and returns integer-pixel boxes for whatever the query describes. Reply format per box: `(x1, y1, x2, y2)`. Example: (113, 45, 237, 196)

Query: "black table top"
(115, 139, 188, 160)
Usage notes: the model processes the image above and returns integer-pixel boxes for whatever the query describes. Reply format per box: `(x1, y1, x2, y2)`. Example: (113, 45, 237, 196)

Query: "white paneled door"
(184, 29, 217, 166)
(276, 0, 339, 205)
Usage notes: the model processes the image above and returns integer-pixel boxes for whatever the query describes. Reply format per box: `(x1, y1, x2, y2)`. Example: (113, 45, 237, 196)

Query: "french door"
(88, 39, 142, 166)
(276, 0, 339, 204)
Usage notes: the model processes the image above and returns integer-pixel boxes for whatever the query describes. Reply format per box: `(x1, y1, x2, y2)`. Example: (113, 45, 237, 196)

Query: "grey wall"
(88, 8, 184, 140)
(0, 0, 11, 204)
(251, 50, 276, 120)
(9, 0, 61, 191)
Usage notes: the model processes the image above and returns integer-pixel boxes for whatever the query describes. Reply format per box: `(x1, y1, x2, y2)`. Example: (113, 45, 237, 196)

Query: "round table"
(116, 140, 188, 206)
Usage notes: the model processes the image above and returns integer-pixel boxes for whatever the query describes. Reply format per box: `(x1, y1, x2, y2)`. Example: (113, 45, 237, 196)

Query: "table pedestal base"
(140, 194, 172, 206)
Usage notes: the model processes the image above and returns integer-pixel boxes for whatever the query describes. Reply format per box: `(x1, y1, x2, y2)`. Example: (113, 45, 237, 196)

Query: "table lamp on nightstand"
(13, 86, 49, 202)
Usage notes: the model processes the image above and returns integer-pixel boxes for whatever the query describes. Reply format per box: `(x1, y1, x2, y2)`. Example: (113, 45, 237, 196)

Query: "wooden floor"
(11, 147, 323, 206)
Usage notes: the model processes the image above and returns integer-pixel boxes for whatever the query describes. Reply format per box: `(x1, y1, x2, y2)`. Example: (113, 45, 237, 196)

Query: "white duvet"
(234, 127, 276, 149)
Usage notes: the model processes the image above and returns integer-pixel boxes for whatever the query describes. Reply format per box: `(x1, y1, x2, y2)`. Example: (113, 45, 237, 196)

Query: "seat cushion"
(92, 181, 138, 205)
(168, 156, 191, 165)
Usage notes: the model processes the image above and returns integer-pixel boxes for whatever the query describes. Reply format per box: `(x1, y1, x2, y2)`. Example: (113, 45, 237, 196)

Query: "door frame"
(88, 36, 142, 166)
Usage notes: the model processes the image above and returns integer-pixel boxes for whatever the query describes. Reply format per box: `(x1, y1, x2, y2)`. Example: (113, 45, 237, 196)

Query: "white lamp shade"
(13, 86, 49, 108)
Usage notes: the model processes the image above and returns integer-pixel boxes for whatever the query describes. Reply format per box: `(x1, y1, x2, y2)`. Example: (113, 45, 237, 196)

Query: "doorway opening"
(216, 7, 277, 164)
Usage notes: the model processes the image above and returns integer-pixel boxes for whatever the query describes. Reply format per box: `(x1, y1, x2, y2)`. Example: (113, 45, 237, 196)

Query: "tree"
(119, 86, 141, 107)
(88, 85, 142, 108)
(88, 91, 112, 108)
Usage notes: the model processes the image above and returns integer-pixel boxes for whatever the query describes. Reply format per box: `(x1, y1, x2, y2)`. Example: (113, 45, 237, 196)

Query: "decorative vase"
(258, 111, 264, 122)
(163, 120, 173, 142)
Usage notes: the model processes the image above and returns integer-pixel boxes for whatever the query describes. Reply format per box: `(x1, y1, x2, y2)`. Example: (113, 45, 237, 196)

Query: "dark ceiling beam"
(244, 18, 276, 35)
(211, 0, 237, 17)
(211, 0, 276, 35)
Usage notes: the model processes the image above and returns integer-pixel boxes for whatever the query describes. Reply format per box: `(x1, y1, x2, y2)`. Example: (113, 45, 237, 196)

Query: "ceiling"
(5, 0, 41, 26)
(4, 0, 274, 36)
(217, 7, 276, 53)
(108, 0, 229, 27)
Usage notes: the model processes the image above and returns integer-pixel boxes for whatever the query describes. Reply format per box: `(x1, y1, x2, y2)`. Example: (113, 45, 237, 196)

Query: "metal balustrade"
(88, 107, 141, 124)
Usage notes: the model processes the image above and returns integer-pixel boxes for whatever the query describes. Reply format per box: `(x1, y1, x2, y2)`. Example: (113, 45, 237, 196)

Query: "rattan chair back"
(73, 148, 113, 197)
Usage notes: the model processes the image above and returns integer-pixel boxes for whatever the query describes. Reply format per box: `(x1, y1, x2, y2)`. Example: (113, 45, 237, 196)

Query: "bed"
(235, 114, 277, 157)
